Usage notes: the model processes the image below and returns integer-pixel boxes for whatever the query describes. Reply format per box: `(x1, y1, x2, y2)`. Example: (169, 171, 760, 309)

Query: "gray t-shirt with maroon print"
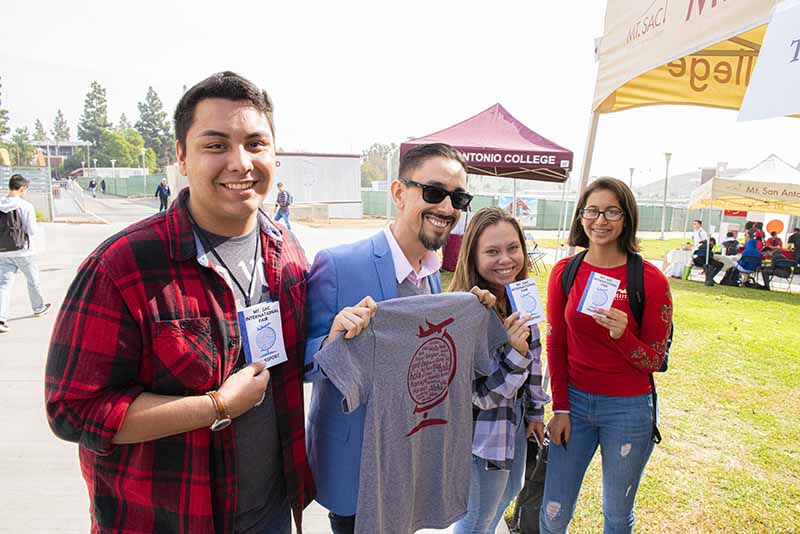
(315, 292, 507, 534)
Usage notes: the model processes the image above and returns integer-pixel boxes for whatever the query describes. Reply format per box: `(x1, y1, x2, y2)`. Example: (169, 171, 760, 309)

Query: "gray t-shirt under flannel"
(316, 292, 507, 534)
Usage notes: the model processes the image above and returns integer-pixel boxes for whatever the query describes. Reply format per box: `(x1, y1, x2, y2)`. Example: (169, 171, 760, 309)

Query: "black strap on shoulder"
(626, 253, 645, 326)
(561, 249, 588, 301)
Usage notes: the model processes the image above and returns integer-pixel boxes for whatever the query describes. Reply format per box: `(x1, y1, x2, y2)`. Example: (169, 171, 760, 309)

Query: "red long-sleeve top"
(546, 257, 673, 412)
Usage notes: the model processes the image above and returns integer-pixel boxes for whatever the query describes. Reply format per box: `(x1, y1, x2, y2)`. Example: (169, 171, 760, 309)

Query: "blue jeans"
(274, 209, 291, 230)
(454, 400, 528, 534)
(540, 386, 655, 534)
(0, 256, 46, 323)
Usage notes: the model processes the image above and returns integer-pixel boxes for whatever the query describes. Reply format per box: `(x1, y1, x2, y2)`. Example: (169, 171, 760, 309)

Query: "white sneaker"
(33, 303, 52, 317)
(0, 322, 8, 333)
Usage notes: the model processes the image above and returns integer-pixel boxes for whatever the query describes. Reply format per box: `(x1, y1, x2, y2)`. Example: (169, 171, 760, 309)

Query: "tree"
(78, 81, 112, 148)
(117, 113, 132, 131)
(360, 142, 398, 187)
(135, 87, 174, 166)
(10, 127, 33, 165)
(33, 119, 47, 141)
(51, 109, 70, 141)
(0, 76, 10, 140)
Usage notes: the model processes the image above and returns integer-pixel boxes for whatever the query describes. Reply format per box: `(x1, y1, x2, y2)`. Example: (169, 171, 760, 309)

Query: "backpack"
(0, 208, 29, 252)
(278, 191, 293, 208)
(561, 250, 672, 443)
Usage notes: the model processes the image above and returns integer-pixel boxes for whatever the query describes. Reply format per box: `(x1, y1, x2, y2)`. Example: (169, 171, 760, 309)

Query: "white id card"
(237, 301, 288, 367)
(577, 272, 621, 317)
(505, 278, 545, 325)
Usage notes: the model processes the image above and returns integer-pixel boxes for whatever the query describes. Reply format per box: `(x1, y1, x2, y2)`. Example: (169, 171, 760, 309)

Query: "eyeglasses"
(581, 207, 624, 221)
(399, 178, 473, 211)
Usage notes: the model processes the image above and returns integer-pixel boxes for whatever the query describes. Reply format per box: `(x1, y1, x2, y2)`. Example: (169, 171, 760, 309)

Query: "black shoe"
(0, 322, 8, 333)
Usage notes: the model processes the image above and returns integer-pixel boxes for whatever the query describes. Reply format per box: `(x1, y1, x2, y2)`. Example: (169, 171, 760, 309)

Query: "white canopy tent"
(688, 154, 800, 216)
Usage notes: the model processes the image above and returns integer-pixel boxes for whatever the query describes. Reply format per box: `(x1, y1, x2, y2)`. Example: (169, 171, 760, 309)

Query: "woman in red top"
(540, 177, 673, 534)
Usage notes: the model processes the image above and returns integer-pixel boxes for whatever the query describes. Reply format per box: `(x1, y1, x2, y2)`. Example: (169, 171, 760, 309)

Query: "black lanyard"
(187, 211, 262, 307)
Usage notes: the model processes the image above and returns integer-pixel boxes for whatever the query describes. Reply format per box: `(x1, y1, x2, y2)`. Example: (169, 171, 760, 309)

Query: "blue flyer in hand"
(505, 278, 545, 326)
(577, 272, 621, 317)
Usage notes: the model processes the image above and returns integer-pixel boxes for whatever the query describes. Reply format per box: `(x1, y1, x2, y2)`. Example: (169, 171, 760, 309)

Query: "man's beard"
(418, 212, 455, 251)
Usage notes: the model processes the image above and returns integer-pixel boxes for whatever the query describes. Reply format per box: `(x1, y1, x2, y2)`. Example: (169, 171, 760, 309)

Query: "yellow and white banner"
(593, 0, 777, 113)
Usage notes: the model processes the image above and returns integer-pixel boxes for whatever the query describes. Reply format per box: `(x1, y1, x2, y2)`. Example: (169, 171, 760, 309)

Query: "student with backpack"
(540, 177, 672, 534)
(0, 174, 51, 333)
(273, 181, 293, 230)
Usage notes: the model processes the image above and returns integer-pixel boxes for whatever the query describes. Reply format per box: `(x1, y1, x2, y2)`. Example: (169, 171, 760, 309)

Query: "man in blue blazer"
(304, 143, 493, 533)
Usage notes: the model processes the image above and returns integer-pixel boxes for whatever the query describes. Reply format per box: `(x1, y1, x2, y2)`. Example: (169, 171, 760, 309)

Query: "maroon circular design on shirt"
(407, 335, 455, 411)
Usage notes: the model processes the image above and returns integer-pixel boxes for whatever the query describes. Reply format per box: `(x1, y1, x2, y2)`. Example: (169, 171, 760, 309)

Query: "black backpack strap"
(561, 250, 589, 300)
(628, 253, 663, 444)
(626, 253, 645, 326)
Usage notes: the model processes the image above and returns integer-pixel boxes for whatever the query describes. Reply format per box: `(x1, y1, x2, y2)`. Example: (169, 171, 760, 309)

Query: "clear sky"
(1, 0, 797, 186)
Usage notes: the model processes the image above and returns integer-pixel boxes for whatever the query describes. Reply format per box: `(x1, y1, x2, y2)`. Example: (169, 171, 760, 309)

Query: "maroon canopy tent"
(400, 103, 573, 183)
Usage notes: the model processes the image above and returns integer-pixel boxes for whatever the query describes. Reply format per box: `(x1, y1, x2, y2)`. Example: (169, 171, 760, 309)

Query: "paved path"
(1, 197, 516, 533)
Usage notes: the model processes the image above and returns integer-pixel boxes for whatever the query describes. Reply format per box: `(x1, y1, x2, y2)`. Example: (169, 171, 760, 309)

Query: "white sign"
(738, 0, 800, 121)
(505, 279, 545, 326)
(577, 272, 621, 317)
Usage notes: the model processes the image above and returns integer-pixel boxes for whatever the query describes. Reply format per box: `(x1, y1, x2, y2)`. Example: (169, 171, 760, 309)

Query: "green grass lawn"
(533, 238, 689, 261)
(441, 270, 800, 533)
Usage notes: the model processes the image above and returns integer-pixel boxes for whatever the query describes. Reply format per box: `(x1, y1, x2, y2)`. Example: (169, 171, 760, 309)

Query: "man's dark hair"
(277, 182, 284, 188)
(174, 71, 274, 150)
(9, 174, 29, 191)
(568, 176, 640, 255)
(755, 222, 763, 229)
(794, 227, 800, 232)
(693, 219, 702, 225)
(397, 143, 467, 180)
(771, 231, 778, 236)
(726, 232, 734, 238)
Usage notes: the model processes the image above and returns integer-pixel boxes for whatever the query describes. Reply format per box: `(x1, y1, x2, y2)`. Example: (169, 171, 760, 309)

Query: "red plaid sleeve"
(45, 255, 144, 455)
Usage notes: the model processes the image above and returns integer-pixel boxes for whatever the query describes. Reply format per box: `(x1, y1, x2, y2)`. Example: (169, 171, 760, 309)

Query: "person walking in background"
(541, 177, 672, 534)
(273, 182, 292, 229)
(155, 178, 171, 211)
(449, 207, 549, 534)
(99, 179, 106, 195)
(87, 178, 97, 198)
(0, 174, 51, 333)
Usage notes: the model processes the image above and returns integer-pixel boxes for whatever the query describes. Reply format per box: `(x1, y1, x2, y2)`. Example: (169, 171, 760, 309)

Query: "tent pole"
(556, 176, 568, 261)
(570, 110, 600, 254)
(513, 178, 518, 219)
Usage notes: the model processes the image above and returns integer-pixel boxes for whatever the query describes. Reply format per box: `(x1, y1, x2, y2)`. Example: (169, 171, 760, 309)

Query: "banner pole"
(570, 110, 600, 255)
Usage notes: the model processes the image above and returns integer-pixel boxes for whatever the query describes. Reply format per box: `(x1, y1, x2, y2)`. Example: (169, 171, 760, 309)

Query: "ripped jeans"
(540, 386, 655, 534)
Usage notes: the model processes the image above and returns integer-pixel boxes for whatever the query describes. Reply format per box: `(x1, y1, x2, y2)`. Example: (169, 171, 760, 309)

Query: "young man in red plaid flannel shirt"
(45, 72, 314, 533)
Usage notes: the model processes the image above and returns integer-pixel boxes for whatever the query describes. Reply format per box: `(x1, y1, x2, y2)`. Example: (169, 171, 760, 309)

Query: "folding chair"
(766, 265, 796, 292)
(524, 232, 548, 275)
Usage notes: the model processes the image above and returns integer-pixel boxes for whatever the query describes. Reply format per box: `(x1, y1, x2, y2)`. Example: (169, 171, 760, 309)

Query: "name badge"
(237, 301, 288, 367)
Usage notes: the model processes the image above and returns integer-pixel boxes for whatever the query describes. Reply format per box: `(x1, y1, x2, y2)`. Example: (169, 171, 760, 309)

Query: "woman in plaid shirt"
(449, 207, 550, 534)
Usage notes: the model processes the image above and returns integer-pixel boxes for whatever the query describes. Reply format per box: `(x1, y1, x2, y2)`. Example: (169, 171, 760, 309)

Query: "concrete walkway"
(1, 196, 514, 533)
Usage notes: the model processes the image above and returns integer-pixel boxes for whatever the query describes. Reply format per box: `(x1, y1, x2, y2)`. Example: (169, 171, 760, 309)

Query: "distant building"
(31, 140, 91, 167)
(634, 162, 746, 203)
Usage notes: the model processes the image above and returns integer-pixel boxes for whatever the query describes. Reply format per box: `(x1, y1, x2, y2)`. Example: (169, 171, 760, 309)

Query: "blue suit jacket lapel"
(371, 231, 398, 301)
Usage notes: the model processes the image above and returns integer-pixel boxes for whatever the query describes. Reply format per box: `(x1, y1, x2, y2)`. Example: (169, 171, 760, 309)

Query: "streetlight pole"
(629, 167, 634, 189)
(92, 158, 98, 178)
(660, 153, 672, 240)
(110, 159, 116, 178)
(141, 147, 147, 177)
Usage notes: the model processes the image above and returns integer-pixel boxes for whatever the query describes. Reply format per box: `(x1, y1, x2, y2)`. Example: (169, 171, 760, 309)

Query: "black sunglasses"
(399, 178, 473, 211)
